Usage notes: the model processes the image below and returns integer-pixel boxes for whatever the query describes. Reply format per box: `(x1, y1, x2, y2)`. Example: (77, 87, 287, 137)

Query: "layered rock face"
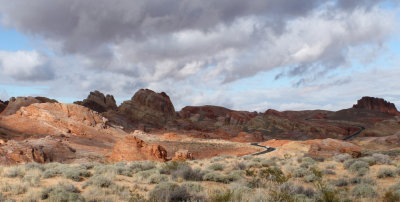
(179, 105, 257, 131)
(110, 135, 168, 162)
(0, 136, 76, 165)
(118, 89, 176, 127)
(0, 100, 7, 113)
(74, 90, 117, 113)
(353, 96, 399, 115)
(0, 96, 58, 116)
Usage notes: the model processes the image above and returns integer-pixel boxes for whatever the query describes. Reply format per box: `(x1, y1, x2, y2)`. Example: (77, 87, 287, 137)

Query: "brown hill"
(0, 96, 58, 116)
(74, 90, 117, 113)
(353, 96, 399, 115)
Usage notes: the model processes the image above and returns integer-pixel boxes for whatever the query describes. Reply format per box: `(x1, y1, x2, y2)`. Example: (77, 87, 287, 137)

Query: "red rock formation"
(306, 138, 362, 158)
(0, 100, 6, 113)
(172, 149, 194, 161)
(110, 135, 167, 162)
(353, 96, 399, 115)
(0, 136, 76, 165)
(74, 90, 117, 113)
(118, 89, 176, 127)
(0, 96, 57, 116)
(230, 132, 263, 143)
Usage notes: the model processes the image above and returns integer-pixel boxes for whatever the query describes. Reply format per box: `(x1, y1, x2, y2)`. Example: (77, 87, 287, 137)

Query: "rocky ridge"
(353, 96, 399, 115)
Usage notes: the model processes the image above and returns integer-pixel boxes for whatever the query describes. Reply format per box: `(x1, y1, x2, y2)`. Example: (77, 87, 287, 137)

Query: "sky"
(0, 0, 400, 112)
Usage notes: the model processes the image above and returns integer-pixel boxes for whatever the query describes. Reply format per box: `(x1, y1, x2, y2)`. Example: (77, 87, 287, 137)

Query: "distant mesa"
(352, 96, 399, 115)
(0, 100, 7, 113)
(74, 90, 117, 113)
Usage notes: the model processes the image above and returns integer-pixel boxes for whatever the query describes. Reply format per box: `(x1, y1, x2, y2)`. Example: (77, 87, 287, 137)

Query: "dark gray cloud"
(0, 0, 398, 110)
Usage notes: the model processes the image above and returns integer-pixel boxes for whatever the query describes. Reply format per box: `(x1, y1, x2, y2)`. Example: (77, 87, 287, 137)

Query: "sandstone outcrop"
(110, 135, 167, 162)
(74, 90, 117, 113)
(118, 89, 176, 127)
(0, 96, 57, 116)
(306, 138, 362, 158)
(353, 96, 399, 115)
(172, 149, 194, 161)
(0, 136, 76, 165)
(0, 100, 7, 113)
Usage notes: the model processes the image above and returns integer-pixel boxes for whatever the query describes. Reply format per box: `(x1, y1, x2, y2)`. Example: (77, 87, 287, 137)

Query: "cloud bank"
(0, 0, 398, 110)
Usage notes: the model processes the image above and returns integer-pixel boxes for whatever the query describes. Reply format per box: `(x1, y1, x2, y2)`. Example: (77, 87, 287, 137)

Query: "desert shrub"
(377, 168, 396, 178)
(22, 190, 41, 202)
(148, 173, 169, 184)
(0, 181, 27, 195)
(134, 169, 158, 182)
(41, 182, 83, 201)
(300, 157, 317, 168)
(314, 182, 340, 202)
(293, 167, 308, 178)
(82, 186, 118, 202)
(4, 167, 25, 178)
(259, 167, 289, 183)
(62, 167, 92, 182)
(242, 155, 254, 161)
(234, 162, 247, 170)
(129, 161, 156, 172)
(24, 162, 44, 171)
(159, 161, 188, 174)
(82, 175, 113, 188)
(349, 177, 376, 185)
(230, 185, 251, 202)
(246, 161, 262, 168)
(323, 169, 336, 175)
(260, 159, 276, 167)
(360, 156, 376, 166)
(22, 174, 41, 186)
(80, 162, 97, 170)
(246, 177, 263, 189)
(149, 182, 191, 202)
(203, 172, 232, 184)
(210, 156, 225, 162)
(395, 167, 400, 175)
(304, 174, 318, 183)
(383, 190, 400, 202)
(208, 188, 232, 202)
(348, 160, 369, 173)
(113, 164, 133, 177)
(42, 163, 69, 178)
(372, 153, 392, 165)
(181, 182, 204, 193)
(325, 164, 336, 169)
(332, 178, 348, 187)
(352, 184, 378, 198)
(172, 166, 204, 181)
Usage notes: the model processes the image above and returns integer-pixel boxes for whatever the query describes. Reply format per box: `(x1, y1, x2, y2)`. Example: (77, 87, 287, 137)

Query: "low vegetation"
(0, 151, 399, 201)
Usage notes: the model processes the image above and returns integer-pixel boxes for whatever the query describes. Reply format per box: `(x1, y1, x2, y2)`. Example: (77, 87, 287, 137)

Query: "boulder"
(172, 149, 194, 161)
(353, 96, 399, 115)
(0, 96, 57, 116)
(110, 135, 167, 162)
(74, 90, 117, 113)
(118, 89, 176, 127)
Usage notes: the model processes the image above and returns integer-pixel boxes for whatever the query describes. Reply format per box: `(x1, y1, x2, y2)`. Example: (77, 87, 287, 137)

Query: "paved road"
(342, 126, 365, 140)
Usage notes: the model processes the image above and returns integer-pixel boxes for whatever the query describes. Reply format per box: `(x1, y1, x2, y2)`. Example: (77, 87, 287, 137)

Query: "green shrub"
(332, 178, 348, 187)
(171, 165, 204, 181)
(377, 168, 396, 178)
(348, 161, 369, 173)
(300, 157, 317, 168)
(259, 167, 289, 183)
(82, 175, 113, 188)
(246, 162, 262, 168)
(4, 167, 25, 178)
(41, 182, 83, 201)
(62, 167, 91, 182)
(351, 184, 378, 198)
(0, 181, 27, 195)
(383, 190, 400, 202)
(208, 188, 232, 202)
(372, 153, 392, 165)
(304, 174, 318, 183)
(181, 182, 204, 193)
(159, 161, 189, 174)
(234, 162, 247, 170)
(203, 172, 230, 183)
(148, 173, 169, 184)
(260, 159, 276, 167)
(349, 177, 376, 185)
(230, 185, 251, 202)
(323, 169, 336, 175)
(293, 167, 308, 178)
(129, 161, 157, 172)
(360, 156, 376, 166)
(24, 162, 44, 171)
(149, 182, 191, 202)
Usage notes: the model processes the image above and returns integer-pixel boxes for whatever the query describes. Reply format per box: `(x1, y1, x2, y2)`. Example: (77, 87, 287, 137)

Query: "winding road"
(249, 125, 365, 156)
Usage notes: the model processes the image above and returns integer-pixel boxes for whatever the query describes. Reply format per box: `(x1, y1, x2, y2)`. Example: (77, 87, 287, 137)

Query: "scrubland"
(0, 151, 400, 202)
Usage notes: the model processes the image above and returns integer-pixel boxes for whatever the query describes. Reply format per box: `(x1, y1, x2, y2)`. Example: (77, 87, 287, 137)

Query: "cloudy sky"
(0, 0, 399, 111)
